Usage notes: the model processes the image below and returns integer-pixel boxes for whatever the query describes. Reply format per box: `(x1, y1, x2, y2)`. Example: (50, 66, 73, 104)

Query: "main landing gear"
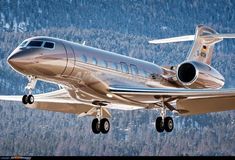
(91, 101, 110, 134)
(155, 113, 174, 132)
(155, 98, 175, 133)
(22, 76, 37, 105)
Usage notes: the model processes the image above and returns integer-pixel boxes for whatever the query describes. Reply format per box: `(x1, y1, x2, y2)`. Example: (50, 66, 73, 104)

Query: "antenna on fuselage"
(58, 84, 64, 89)
(82, 41, 86, 45)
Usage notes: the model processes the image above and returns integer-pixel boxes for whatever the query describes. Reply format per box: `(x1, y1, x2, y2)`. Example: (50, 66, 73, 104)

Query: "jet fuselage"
(7, 36, 224, 108)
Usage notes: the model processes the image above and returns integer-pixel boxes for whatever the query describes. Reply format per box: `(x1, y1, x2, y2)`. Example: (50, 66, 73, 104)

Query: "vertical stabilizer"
(187, 25, 222, 65)
(149, 25, 235, 65)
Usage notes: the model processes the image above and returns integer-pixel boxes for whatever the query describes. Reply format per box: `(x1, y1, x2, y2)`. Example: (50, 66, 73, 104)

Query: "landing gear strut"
(22, 76, 37, 105)
(91, 101, 110, 134)
(155, 98, 174, 133)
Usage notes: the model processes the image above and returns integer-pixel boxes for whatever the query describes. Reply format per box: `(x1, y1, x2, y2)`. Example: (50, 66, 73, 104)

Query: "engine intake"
(176, 61, 224, 89)
(177, 63, 196, 83)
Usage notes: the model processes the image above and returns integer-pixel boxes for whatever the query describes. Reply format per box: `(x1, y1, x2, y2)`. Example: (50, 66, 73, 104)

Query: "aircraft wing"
(0, 89, 111, 118)
(109, 86, 235, 115)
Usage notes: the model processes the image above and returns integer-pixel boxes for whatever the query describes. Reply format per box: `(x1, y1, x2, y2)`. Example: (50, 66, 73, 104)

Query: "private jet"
(1, 25, 235, 134)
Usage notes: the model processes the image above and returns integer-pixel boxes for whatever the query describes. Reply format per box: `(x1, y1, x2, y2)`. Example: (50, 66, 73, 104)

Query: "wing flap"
(110, 86, 235, 115)
(177, 96, 235, 115)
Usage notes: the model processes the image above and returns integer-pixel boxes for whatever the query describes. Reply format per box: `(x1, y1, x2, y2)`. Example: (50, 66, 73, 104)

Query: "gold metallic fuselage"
(7, 36, 224, 108)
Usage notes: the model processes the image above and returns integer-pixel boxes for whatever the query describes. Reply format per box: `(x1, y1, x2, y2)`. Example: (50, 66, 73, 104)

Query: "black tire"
(100, 118, 110, 134)
(155, 117, 164, 132)
(92, 118, 100, 134)
(164, 117, 174, 132)
(27, 95, 34, 104)
(22, 95, 28, 104)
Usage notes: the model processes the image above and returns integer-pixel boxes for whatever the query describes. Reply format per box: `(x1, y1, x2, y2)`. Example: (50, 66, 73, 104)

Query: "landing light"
(106, 93, 113, 98)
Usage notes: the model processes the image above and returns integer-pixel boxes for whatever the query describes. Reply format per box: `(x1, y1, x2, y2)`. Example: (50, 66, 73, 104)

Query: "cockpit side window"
(44, 42, 55, 49)
(19, 41, 28, 47)
(27, 41, 43, 47)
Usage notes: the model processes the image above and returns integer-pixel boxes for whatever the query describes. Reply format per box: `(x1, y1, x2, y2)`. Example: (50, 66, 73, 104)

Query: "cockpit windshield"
(43, 42, 54, 49)
(18, 40, 55, 49)
(27, 41, 43, 47)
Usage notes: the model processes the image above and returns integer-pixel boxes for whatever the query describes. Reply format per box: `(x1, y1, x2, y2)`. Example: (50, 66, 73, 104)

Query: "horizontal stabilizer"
(149, 34, 235, 44)
(201, 34, 235, 39)
(149, 35, 195, 44)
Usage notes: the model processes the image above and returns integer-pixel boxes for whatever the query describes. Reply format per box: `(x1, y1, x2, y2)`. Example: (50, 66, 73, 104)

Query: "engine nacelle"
(176, 61, 224, 89)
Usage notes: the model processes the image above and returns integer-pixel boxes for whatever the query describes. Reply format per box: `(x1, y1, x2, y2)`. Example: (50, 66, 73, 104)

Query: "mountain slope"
(0, 0, 235, 156)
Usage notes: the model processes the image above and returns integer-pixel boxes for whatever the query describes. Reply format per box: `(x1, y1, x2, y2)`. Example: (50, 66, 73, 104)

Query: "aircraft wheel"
(92, 118, 100, 134)
(27, 95, 34, 104)
(164, 117, 174, 132)
(100, 118, 110, 134)
(155, 117, 164, 132)
(22, 95, 28, 104)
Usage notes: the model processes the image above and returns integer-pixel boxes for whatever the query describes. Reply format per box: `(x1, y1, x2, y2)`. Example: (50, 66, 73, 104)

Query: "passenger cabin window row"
(79, 55, 149, 78)
(19, 40, 55, 49)
(121, 62, 129, 73)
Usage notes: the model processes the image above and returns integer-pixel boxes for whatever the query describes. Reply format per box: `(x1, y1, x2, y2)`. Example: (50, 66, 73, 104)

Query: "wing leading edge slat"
(109, 87, 235, 97)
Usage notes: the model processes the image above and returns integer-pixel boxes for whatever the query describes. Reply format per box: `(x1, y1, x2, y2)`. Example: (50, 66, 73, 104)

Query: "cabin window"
(99, 60, 108, 68)
(43, 42, 55, 49)
(121, 62, 129, 73)
(143, 70, 148, 78)
(81, 55, 87, 63)
(92, 57, 97, 65)
(104, 61, 108, 68)
(27, 41, 43, 47)
(110, 62, 118, 70)
(130, 64, 138, 75)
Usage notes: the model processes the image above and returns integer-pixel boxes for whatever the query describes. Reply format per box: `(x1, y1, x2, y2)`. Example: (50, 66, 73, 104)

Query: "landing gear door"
(61, 43, 75, 77)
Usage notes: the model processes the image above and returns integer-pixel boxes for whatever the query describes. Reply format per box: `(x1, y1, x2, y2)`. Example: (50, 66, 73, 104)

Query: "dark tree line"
(0, 0, 235, 156)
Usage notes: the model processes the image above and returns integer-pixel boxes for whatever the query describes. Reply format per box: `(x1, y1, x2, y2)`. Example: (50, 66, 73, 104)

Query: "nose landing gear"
(22, 76, 37, 105)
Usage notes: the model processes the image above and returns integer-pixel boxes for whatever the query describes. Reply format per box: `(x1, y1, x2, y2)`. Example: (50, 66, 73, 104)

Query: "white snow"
(38, 8, 42, 14)
(161, 26, 168, 30)
(13, 18, 18, 32)
(5, 23, 10, 29)
(1, 12, 5, 20)
(18, 22, 27, 32)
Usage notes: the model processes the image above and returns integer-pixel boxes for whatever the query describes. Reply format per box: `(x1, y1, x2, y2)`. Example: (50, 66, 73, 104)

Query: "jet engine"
(176, 61, 224, 89)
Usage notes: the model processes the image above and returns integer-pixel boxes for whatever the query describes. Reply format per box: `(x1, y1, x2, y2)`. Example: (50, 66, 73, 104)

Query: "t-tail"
(149, 25, 235, 89)
(149, 25, 235, 65)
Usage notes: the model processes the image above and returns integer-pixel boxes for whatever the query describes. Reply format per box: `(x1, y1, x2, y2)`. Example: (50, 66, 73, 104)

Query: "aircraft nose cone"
(7, 50, 30, 71)
(8, 52, 20, 67)
(7, 53, 16, 66)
